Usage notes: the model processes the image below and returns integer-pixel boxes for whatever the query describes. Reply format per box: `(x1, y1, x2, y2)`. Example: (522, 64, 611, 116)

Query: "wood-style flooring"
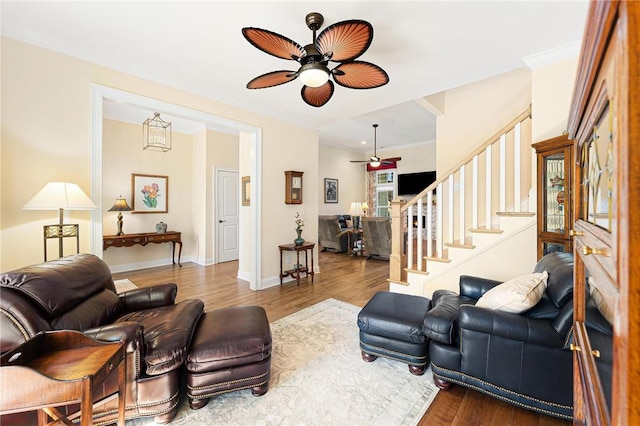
(114, 250, 570, 426)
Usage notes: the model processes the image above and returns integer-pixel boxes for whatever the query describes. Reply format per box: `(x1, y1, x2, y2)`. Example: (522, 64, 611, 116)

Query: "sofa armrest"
(84, 321, 145, 378)
(459, 305, 566, 348)
(423, 290, 475, 345)
(459, 275, 503, 300)
(119, 283, 177, 312)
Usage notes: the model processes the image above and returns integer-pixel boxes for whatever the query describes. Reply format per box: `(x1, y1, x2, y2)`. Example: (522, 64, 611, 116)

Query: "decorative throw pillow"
(475, 271, 548, 313)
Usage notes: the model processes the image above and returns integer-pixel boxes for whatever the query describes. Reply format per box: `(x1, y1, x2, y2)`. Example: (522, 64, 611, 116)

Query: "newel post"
(390, 198, 405, 282)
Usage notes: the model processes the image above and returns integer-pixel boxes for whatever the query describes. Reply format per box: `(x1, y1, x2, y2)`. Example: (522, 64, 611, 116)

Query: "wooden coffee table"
(0, 330, 126, 426)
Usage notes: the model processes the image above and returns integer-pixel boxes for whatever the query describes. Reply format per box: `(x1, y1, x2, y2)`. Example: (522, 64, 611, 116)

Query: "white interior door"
(216, 169, 239, 263)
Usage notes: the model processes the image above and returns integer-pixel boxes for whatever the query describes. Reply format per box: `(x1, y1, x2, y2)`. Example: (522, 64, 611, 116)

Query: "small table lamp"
(108, 197, 133, 236)
(350, 202, 364, 230)
(23, 182, 97, 260)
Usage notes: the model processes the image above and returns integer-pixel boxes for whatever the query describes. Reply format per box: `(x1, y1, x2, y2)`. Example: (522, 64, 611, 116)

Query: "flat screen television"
(397, 171, 437, 196)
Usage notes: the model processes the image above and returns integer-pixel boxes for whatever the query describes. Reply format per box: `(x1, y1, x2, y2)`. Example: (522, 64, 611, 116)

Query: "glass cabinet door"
(533, 135, 573, 260)
(543, 152, 567, 234)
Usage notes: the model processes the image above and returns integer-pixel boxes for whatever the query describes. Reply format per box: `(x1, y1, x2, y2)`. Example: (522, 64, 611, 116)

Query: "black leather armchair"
(424, 252, 575, 420)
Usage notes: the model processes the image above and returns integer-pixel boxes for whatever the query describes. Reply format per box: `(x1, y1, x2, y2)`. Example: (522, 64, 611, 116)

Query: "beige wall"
(102, 119, 195, 269)
(436, 68, 532, 176)
(531, 57, 579, 142)
(1, 37, 318, 284)
(318, 144, 367, 215)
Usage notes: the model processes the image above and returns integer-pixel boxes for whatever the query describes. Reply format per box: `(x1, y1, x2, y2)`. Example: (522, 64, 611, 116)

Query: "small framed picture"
(132, 173, 168, 213)
(324, 178, 338, 203)
(242, 176, 250, 206)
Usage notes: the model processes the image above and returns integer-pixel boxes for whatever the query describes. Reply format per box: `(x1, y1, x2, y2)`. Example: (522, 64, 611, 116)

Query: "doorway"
(90, 84, 263, 290)
(216, 168, 239, 263)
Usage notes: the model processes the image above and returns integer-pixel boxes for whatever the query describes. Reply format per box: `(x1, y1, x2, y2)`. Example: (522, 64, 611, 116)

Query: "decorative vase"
(294, 228, 305, 246)
(156, 221, 167, 233)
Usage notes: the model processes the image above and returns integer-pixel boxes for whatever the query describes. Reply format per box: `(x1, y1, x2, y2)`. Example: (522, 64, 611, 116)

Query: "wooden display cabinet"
(567, 1, 640, 424)
(532, 134, 573, 260)
(284, 170, 303, 204)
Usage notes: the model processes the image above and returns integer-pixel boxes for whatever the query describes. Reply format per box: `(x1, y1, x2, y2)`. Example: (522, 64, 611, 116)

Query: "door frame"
(90, 84, 263, 290)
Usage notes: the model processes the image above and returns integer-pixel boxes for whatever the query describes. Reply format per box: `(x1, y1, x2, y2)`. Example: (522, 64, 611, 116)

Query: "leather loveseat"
(0, 253, 204, 424)
(424, 252, 575, 420)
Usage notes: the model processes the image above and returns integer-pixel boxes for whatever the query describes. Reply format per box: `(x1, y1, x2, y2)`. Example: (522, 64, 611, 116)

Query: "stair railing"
(390, 107, 532, 282)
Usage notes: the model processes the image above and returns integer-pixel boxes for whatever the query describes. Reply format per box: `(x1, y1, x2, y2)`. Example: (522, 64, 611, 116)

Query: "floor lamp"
(23, 182, 97, 261)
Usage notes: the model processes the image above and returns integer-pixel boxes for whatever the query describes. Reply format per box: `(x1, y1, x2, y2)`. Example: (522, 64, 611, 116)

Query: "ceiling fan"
(242, 12, 389, 107)
(351, 124, 401, 167)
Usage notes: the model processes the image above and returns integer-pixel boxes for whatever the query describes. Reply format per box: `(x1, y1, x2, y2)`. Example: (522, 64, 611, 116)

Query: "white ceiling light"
(298, 63, 330, 88)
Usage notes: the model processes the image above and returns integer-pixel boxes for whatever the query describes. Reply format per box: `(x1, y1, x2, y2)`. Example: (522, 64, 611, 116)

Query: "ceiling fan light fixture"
(370, 157, 381, 168)
(299, 63, 330, 87)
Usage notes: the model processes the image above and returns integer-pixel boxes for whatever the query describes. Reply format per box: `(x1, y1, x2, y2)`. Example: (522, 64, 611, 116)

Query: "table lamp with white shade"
(349, 202, 364, 230)
(23, 182, 97, 260)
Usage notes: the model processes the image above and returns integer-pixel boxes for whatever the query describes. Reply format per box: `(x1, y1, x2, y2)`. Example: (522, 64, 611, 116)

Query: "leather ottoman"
(357, 291, 431, 375)
(186, 306, 272, 409)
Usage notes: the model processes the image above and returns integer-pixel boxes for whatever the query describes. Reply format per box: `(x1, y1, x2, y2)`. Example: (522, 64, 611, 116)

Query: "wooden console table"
(279, 242, 315, 286)
(103, 231, 182, 267)
(0, 330, 126, 426)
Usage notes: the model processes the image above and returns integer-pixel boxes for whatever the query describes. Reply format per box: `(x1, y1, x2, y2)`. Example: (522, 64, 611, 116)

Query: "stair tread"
(404, 268, 429, 275)
(496, 211, 536, 217)
(469, 227, 504, 234)
(445, 241, 476, 249)
(424, 256, 452, 263)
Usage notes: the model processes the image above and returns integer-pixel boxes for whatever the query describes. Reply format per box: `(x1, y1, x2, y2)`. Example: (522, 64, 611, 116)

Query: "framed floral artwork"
(131, 173, 168, 213)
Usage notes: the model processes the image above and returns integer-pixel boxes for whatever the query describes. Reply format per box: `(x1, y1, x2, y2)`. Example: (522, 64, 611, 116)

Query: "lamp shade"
(23, 182, 96, 210)
(349, 202, 364, 216)
(108, 197, 133, 212)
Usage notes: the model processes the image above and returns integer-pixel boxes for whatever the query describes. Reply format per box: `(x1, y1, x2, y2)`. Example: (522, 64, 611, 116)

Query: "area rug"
(113, 278, 137, 293)
(127, 298, 438, 426)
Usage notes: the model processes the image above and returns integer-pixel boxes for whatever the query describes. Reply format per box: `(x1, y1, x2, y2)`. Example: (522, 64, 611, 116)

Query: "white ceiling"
(1, 1, 589, 153)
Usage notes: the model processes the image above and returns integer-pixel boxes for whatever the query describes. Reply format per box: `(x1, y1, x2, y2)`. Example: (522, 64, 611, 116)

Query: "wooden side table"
(103, 231, 183, 267)
(346, 229, 364, 256)
(0, 330, 126, 426)
(279, 242, 315, 285)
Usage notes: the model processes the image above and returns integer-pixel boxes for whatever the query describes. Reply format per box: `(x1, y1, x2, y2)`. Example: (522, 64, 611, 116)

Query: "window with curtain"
(375, 170, 396, 217)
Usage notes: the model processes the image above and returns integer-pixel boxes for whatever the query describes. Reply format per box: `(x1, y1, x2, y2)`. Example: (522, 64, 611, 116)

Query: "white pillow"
(475, 271, 548, 313)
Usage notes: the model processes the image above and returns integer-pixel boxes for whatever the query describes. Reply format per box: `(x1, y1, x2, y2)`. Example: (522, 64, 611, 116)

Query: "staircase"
(388, 107, 537, 298)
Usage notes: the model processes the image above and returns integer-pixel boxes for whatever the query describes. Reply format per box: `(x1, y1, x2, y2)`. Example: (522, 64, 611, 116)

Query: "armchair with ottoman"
(0, 253, 272, 424)
(358, 252, 577, 420)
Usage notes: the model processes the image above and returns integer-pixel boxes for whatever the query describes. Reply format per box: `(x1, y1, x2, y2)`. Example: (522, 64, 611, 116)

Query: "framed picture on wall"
(131, 173, 168, 213)
(324, 178, 338, 203)
(242, 176, 250, 206)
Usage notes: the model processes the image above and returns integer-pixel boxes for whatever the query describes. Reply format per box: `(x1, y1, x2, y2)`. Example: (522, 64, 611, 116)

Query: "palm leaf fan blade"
(332, 61, 389, 89)
(247, 71, 298, 89)
(301, 81, 334, 107)
(242, 28, 305, 61)
(315, 20, 373, 62)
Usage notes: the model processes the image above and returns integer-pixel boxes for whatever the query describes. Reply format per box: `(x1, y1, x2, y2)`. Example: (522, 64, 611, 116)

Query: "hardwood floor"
(114, 251, 570, 426)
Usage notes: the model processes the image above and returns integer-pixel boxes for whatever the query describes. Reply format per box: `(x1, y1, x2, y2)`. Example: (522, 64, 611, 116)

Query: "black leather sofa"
(425, 252, 575, 420)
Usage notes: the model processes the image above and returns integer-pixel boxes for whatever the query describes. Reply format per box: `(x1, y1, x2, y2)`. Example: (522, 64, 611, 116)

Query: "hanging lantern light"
(143, 112, 172, 152)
